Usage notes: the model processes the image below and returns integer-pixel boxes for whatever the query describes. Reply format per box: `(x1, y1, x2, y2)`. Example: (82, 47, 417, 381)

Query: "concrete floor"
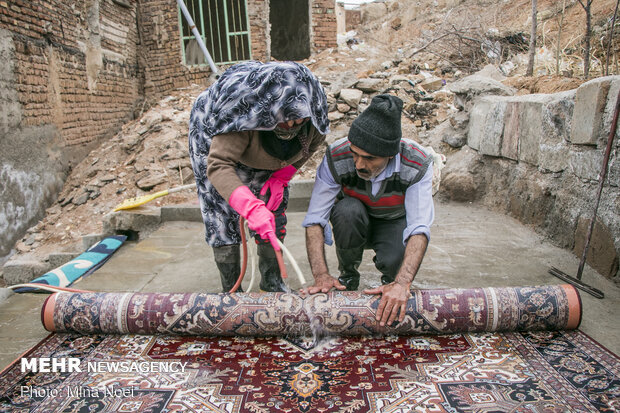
(1, 200, 618, 371)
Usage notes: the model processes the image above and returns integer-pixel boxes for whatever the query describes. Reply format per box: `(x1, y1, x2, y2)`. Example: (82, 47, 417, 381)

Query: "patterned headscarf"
(190, 61, 330, 143)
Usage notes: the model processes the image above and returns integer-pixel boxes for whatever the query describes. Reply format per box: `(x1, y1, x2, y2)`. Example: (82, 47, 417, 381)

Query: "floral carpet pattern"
(1, 330, 618, 412)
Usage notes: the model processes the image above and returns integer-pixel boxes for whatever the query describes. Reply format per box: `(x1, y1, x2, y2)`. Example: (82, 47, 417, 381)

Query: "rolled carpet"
(41, 284, 581, 337)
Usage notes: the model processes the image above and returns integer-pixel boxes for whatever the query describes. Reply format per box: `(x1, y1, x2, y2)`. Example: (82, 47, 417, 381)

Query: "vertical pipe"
(221, 0, 231, 61)
(177, 0, 219, 74)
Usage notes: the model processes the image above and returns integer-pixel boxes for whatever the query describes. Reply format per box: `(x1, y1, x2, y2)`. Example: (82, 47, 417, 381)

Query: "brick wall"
(0, 0, 142, 147)
(248, 0, 269, 61)
(311, 0, 338, 52)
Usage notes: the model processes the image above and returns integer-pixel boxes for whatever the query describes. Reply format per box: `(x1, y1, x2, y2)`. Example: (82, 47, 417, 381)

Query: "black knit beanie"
(348, 94, 403, 157)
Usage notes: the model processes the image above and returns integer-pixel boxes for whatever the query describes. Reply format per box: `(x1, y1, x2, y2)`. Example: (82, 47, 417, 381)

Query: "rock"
(439, 146, 483, 202)
(449, 111, 470, 130)
(160, 147, 186, 161)
(339, 88, 363, 108)
(570, 76, 613, 145)
(85, 164, 100, 178)
(46, 205, 62, 215)
(0, 288, 13, 304)
(370, 72, 390, 79)
(102, 207, 162, 239)
(413, 101, 438, 117)
(574, 217, 619, 279)
(447, 75, 515, 110)
(390, 17, 401, 30)
(165, 158, 192, 170)
(141, 112, 163, 129)
(84, 184, 100, 193)
(390, 75, 411, 86)
(2, 259, 51, 285)
(474, 64, 507, 81)
(328, 111, 345, 121)
(121, 133, 143, 152)
(58, 196, 72, 207)
(47, 252, 79, 268)
(443, 133, 467, 148)
(16, 242, 30, 253)
(386, 0, 400, 12)
(429, 120, 466, 149)
(337, 103, 351, 113)
(467, 96, 507, 156)
(73, 191, 90, 206)
(432, 91, 451, 103)
(136, 172, 167, 190)
(419, 77, 444, 93)
(355, 78, 385, 92)
(326, 95, 337, 112)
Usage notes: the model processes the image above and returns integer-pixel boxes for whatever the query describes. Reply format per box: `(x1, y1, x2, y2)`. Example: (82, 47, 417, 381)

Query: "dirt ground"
(4, 0, 617, 278)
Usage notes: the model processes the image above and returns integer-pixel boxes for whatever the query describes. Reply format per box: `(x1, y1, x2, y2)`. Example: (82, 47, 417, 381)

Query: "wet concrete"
(0, 199, 618, 371)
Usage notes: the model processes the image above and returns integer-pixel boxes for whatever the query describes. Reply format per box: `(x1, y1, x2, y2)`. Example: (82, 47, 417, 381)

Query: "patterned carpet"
(42, 286, 581, 336)
(1, 330, 618, 412)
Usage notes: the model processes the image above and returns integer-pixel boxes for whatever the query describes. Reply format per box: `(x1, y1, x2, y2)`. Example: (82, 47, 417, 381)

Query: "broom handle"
(167, 183, 197, 194)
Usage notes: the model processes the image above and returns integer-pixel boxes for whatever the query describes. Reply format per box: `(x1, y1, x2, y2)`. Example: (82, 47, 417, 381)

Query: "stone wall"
(459, 76, 620, 280)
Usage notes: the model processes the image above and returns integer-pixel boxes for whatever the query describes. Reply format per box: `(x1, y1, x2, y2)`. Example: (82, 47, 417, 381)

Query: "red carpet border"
(42, 284, 581, 336)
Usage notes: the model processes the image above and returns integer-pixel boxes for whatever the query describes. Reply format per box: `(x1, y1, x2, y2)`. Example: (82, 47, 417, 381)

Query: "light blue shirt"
(302, 154, 434, 246)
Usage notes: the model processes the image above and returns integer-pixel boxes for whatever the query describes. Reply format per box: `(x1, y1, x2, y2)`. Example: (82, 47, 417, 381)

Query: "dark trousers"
(330, 197, 406, 287)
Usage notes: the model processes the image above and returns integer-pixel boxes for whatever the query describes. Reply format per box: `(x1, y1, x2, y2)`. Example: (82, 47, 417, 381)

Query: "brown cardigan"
(207, 125, 325, 201)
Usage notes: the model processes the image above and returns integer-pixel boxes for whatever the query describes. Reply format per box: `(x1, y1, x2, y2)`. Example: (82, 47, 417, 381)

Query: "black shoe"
(381, 274, 396, 285)
(338, 274, 360, 291)
(336, 247, 363, 291)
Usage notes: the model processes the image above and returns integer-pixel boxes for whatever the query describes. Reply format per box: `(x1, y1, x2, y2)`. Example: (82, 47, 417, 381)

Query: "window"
(178, 0, 252, 66)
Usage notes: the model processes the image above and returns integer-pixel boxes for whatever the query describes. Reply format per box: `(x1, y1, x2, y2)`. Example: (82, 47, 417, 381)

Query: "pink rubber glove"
(260, 165, 297, 211)
(229, 186, 280, 250)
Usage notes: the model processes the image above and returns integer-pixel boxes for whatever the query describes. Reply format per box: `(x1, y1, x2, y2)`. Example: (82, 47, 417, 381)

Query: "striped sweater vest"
(326, 138, 431, 219)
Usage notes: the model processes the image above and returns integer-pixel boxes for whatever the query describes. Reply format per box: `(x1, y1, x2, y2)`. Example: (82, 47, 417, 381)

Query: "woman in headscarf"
(189, 61, 329, 292)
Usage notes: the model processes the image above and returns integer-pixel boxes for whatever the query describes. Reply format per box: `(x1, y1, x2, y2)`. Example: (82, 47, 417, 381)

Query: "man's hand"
(364, 282, 412, 327)
(301, 273, 346, 295)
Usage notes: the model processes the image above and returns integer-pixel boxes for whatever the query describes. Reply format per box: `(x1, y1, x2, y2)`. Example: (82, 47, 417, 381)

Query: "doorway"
(269, 0, 310, 61)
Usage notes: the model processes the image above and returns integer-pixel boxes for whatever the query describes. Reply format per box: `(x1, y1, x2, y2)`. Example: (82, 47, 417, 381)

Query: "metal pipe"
(177, 0, 219, 75)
